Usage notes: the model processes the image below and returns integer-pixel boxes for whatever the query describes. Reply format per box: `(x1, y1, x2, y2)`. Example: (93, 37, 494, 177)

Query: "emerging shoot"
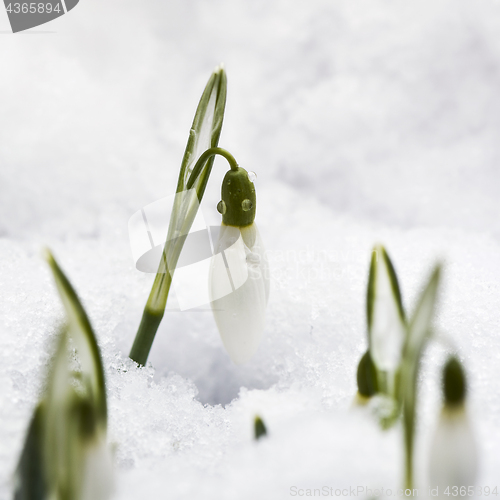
(14, 250, 113, 500)
(130, 66, 227, 365)
(400, 265, 441, 490)
(254, 415, 268, 440)
(366, 245, 406, 397)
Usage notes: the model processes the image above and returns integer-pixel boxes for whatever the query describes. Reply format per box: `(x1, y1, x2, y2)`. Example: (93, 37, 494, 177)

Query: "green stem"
(129, 244, 174, 365)
(129, 308, 167, 366)
(186, 147, 238, 190)
(404, 385, 415, 491)
(405, 442, 413, 490)
(377, 370, 388, 395)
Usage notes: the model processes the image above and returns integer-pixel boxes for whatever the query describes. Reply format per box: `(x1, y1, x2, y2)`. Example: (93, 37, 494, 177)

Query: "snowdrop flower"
(429, 357, 477, 495)
(14, 251, 113, 500)
(209, 165, 269, 365)
(366, 245, 406, 396)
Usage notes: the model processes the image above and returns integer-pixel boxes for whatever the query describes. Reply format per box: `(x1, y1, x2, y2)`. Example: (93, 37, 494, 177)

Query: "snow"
(1, 0, 500, 498)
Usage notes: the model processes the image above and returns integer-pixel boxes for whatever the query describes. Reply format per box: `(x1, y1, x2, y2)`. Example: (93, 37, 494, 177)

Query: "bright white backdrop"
(1, 1, 499, 498)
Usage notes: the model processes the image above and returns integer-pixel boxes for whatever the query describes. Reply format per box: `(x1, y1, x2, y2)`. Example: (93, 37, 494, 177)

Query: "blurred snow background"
(1, 0, 500, 498)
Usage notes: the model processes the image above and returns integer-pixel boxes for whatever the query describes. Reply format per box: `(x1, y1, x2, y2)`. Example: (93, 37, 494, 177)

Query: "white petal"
(369, 246, 405, 372)
(209, 223, 269, 364)
(429, 405, 478, 494)
(81, 437, 115, 500)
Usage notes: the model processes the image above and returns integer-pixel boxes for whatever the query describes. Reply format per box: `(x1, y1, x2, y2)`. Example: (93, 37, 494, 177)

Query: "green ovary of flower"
(220, 166, 256, 227)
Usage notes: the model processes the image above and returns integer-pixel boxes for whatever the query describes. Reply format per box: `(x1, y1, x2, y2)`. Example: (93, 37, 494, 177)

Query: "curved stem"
(186, 147, 238, 190)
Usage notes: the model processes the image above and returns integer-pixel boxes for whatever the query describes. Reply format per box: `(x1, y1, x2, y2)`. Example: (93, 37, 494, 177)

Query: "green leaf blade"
(366, 245, 406, 395)
(45, 249, 107, 425)
(15, 251, 112, 500)
(400, 264, 441, 489)
(14, 404, 47, 500)
(130, 65, 228, 365)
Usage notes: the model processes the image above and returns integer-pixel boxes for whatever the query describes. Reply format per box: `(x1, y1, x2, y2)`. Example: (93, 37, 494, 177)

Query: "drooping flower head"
(429, 356, 477, 494)
(210, 165, 269, 365)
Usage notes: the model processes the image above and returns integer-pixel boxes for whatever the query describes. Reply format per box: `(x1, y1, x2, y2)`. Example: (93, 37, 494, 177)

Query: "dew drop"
(241, 199, 253, 211)
(247, 171, 257, 183)
(217, 200, 226, 215)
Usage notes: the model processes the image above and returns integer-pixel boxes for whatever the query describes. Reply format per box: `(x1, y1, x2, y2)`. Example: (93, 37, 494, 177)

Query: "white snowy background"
(1, 0, 500, 498)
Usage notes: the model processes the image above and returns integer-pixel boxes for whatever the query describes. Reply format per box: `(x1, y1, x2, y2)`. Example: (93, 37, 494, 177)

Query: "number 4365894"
(444, 486, 498, 497)
(5, 3, 61, 14)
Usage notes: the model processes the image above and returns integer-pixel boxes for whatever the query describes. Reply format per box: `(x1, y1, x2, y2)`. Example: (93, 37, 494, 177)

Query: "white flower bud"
(429, 357, 477, 495)
(209, 222, 269, 364)
(429, 405, 477, 495)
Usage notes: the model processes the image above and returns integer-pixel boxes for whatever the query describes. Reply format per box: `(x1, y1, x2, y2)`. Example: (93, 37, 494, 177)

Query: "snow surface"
(1, 0, 500, 498)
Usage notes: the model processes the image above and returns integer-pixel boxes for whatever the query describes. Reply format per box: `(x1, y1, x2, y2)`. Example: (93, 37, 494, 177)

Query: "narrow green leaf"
(45, 249, 107, 424)
(14, 404, 47, 500)
(164, 66, 227, 263)
(366, 245, 406, 395)
(381, 247, 405, 322)
(15, 251, 112, 500)
(400, 264, 441, 489)
(177, 66, 227, 196)
(130, 66, 227, 365)
(404, 265, 440, 363)
(366, 248, 377, 332)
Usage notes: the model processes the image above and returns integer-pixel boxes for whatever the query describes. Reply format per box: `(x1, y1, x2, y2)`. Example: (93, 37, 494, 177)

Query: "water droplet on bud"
(217, 200, 226, 215)
(248, 171, 257, 183)
(241, 199, 253, 211)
